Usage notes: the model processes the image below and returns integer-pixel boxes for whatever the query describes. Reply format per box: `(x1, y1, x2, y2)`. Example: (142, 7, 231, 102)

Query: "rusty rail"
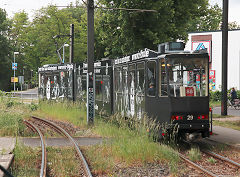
(31, 116, 92, 177)
(24, 120, 47, 177)
(178, 153, 218, 177)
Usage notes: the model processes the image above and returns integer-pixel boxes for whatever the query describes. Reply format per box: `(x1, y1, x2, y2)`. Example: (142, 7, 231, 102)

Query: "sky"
(1, 0, 240, 24)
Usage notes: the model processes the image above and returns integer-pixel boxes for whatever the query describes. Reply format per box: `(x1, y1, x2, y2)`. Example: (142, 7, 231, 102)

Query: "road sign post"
(13, 52, 19, 95)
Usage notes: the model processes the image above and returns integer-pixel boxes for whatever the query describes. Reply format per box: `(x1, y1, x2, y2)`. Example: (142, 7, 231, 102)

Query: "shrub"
(209, 90, 222, 101)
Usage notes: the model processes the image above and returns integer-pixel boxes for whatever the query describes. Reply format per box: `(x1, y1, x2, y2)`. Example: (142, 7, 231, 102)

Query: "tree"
(95, 0, 209, 58)
(188, 4, 222, 32)
(0, 8, 12, 91)
(228, 21, 240, 30)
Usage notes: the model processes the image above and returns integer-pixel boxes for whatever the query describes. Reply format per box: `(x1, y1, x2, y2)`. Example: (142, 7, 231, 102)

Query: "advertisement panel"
(209, 70, 216, 90)
(192, 40, 212, 62)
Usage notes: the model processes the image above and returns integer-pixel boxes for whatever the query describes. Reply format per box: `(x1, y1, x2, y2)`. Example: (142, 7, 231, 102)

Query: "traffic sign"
(12, 63, 17, 70)
(11, 77, 18, 83)
(18, 76, 24, 84)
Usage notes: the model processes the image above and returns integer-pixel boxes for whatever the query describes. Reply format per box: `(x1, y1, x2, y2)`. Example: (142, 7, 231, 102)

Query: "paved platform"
(0, 137, 16, 177)
(209, 126, 240, 148)
(19, 137, 104, 147)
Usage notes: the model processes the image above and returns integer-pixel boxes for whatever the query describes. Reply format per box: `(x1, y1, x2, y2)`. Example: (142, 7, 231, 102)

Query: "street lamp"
(63, 43, 69, 63)
(13, 52, 19, 94)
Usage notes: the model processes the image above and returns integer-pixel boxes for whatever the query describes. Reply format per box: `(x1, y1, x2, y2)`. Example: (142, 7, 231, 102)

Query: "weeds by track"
(30, 116, 93, 177)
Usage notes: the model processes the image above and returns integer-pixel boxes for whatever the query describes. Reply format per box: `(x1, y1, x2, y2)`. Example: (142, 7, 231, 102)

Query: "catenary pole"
(87, 0, 95, 125)
(221, 0, 228, 116)
(70, 24, 76, 101)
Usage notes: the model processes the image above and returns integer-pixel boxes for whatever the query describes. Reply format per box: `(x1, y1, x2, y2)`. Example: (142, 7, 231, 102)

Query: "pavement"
(209, 126, 240, 148)
(0, 137, 16, 177)
(213, 106, 240, 117)
(210, 106, 240, 148)
(19, 137, 105, 147)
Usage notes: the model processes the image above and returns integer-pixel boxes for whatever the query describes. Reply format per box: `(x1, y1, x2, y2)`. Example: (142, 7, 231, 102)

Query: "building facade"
(185, 30, 240, 90)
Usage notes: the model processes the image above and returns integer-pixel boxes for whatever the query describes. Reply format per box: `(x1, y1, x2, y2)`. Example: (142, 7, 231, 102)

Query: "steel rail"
(178, 153, 218, 177)
(31, 116, 92, 177)
(24, 120, 47, 177)
(202, 150, 240, 168)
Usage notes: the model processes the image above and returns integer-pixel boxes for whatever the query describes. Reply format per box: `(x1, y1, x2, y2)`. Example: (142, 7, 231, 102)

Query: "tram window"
(167, 57, 208, 97)
(95, 75, 103, 101)
(147, 61, 156, 97)
(114, 67, 122, 93)
(137, 62, 145, 95)
(159, 59, 168, 96)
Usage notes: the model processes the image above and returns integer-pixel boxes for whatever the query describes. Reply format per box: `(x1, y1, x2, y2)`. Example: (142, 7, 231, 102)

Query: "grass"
(10, 142, 40, 177)
(213, 120, 240, 131)
(47, 146, 82, 176)
(0, 95, 180, 175)
(0, 96, 35, 137)
(212, 114, 234, 118)
(34, 101, 180, 175)
(34, 101, 87, 129)
(187, 147, 201, 162)
(207, 157, 216, 164)
(210, 101, 221, 108)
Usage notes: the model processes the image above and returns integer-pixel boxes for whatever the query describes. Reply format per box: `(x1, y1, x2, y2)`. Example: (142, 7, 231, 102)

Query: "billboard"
(192, 40, 212, 62)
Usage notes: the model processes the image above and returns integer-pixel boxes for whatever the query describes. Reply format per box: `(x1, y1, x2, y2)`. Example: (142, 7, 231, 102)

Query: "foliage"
(210, 89, 240, 102)
(188, 147, 201, 162)
(96, 0, 210, 58)
(207, 157, 216, 164)
(11, 143, 39, 176)
(0, 8, 12, 91)
(228, 21, 240, 30)
(188, 4, 222, 32)
(209, 90, 222, 101)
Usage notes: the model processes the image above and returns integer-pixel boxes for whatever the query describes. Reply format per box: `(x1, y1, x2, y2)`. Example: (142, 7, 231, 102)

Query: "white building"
(185, 30, 240, 91)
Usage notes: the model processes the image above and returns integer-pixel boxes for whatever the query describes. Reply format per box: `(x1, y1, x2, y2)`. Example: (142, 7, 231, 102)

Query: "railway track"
(23, 120, 47, 177)
(24, 116, 93, 177)
(179, 139, 240, 176)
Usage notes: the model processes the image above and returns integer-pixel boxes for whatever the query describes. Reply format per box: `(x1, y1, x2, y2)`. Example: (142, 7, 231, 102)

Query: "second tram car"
(38, 42, 212, 140)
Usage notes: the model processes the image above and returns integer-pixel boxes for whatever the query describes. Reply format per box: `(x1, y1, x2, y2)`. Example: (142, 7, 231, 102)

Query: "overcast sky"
(1, 0, 240, 24)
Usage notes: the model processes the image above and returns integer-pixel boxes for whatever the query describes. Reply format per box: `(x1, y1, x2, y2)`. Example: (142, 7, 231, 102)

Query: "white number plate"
(187, 115, 194, 120)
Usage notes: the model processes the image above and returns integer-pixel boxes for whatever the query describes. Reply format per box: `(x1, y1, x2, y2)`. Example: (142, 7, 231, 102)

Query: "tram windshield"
(159, 57, 208, 97)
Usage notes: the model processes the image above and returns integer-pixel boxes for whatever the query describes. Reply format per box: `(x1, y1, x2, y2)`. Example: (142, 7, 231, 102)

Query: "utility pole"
(69, 24, 74, 64)
(87, 0, 95, 125)
(221, 0, 228, 116)
(69, 24, 76, 101)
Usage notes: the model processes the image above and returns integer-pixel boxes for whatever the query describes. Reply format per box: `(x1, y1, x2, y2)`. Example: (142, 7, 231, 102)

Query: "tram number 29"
(187, 115, 194, 120)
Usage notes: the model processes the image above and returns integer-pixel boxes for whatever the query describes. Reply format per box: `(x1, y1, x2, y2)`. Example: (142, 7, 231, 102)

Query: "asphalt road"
(14, 88, 38, 99)
(213, 106, 240, 117)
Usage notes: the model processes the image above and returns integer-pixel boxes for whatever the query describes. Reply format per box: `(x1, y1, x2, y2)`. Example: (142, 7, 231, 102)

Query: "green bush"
(210, 89, 240, 101)
(237, 90, 240, 99)
(209, 90, 222, 101)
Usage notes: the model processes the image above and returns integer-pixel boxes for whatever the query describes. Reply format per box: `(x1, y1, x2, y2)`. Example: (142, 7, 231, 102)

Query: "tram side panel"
(38, 64, 74, 101)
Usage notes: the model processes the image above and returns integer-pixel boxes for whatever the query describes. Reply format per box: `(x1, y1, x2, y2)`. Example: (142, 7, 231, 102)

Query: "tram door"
(114, 67, 123, 115)
(136, 62, 145, 119)
(128, 64, 136, 117)
(145, 60, 158, 119)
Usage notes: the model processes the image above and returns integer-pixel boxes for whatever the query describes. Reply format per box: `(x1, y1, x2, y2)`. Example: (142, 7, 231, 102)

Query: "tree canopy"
(0, 8, 12, 90)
